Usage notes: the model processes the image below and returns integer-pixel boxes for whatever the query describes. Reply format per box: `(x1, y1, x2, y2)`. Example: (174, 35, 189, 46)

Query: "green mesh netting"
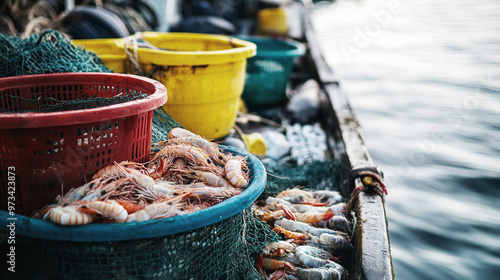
(151, 107, 184, 152)
(262, 158, 348, 195)
(8, 209, 279, 280)
(0, 30, 111, 77)
(0, 92, 148, 113)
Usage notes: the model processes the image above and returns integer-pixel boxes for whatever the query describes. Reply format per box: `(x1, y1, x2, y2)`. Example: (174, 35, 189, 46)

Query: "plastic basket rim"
(0, 146, 266, 242)
(0, 73, 167, 129)
(124, 32, 257, 65)
(235, 35, 306, 58)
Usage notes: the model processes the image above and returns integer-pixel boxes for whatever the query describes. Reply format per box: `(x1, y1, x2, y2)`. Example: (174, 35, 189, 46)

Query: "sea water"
(311, 0, 500, 279)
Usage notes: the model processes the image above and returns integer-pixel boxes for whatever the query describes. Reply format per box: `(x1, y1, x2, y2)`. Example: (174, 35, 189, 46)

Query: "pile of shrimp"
(253, 188, 352, 280)
(33, 128, 251, 225)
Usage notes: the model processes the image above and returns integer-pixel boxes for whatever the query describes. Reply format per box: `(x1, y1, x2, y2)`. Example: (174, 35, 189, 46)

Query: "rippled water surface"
(311, 0, 500, 279)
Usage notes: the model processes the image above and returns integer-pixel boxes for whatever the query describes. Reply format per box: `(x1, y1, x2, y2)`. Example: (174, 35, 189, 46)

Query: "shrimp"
(181, 185, 242, 200)
(44, 204, 94, 225)
(260, 210, 288, 223)
(261, 207, 295, 223)
(264, 197, 297, 213)
(306, 227, 348, 239)
(153, 144, 212, 167)
(64, 178, 103, 201)
(128, 169, 156, 189)
(184, 170, 233, 188)
(116, 200, 145, 214)
(294, 203, 346, 216)
(164, 137, 226, 164)
(293, 263, 347, 280)
(168, 127, 197, 139)
(319, 233, 352, 251)
(82, 177, 129, 201)
(293, 245, 334, 268)
(172, 158, 187, 169)
(149, 180, 183, 197)
(84, 200, 128, 223)
(312, 190, 343, 205)
(224, 156, 249, 188)
(273, 225, 310, 240)
(277, 188, 327, 206)
(126, 196, 184, 222)
(263, 241, 295, 255)
(293, 211, 335, 225)
(317, 216, 352, 234)
(147, 157, 174, 180)
(91, 162, 134, 180)
(275, 219, 313, 234)
(260, 257, 296, 271)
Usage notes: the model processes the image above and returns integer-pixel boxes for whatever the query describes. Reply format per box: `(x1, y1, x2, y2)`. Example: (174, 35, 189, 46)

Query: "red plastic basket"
(0, 73, 167, 215)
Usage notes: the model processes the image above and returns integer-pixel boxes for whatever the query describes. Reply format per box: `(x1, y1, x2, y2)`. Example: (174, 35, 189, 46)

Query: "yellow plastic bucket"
(129, 32, 256, 139)
(72, 39, 128, 73)
(257, 7, 289, 36)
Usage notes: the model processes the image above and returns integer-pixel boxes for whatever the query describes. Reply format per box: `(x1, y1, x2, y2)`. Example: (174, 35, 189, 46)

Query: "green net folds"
(0, 30, 111, 78)
(6, 209, 279, 280)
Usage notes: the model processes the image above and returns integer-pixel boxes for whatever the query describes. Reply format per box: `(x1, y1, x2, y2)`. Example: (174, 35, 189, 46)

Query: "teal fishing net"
(262, 158, 348, 195)
(0, 92, 148, 113)
(0, 29, 111, 78)
(151, 107, 184, 152)
(7, 209, 279, 280)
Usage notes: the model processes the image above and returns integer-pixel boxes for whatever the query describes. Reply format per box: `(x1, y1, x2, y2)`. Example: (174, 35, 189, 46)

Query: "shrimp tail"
(323, 210, 335, 221)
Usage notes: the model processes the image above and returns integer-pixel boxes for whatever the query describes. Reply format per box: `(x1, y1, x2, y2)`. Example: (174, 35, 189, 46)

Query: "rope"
(124, 32, 163, 77)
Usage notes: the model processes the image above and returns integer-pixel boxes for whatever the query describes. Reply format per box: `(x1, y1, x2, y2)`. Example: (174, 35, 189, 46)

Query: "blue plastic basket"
(238, 36, 305, 108)
(0, 146, 266, 242)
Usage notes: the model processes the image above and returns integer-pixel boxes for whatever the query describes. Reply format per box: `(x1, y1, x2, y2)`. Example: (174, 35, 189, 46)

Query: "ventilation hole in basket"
(103, 134, 107, 140)
(83, 128, 88, 136)
(108, 150, 112, 155)
(47, 149, 51, 155)
(46, 139, 52, 145)
(115, 122, 119, 129)
(60, 139, 64, 145)
(54, 140, 59, 146)
(39, 150, 44, 155)
(109, 123, 114, 130)
(77, 139, 82, 146)
(103, 124, 108, 132)
(96, 126, 101, 132)
(77, 129, 82, 136)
